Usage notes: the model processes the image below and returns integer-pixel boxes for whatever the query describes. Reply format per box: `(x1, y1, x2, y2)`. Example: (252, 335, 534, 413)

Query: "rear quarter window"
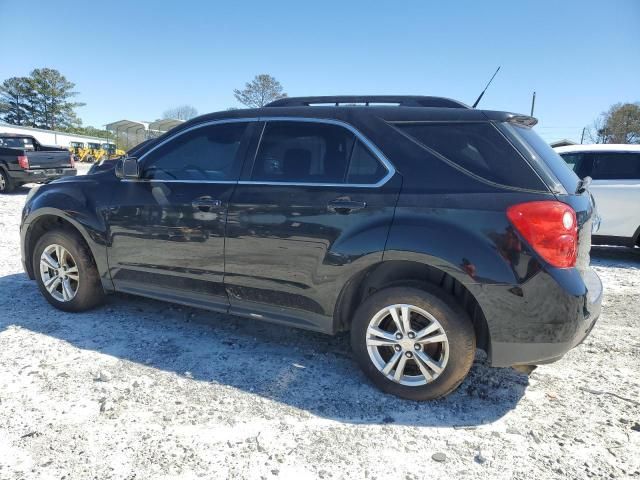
(394, 122, 546, 191)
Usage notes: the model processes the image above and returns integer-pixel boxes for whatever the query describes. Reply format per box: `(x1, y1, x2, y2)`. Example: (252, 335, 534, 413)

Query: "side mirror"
(115, 157, 140, 179)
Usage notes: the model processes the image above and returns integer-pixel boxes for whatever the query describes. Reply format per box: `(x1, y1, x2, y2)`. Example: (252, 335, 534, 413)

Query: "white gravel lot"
(0, 173, 639, 479)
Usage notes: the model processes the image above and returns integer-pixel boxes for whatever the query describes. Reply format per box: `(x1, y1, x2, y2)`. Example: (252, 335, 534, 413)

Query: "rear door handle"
(192, 196, 222, 211)
(327, 198, 367, 214)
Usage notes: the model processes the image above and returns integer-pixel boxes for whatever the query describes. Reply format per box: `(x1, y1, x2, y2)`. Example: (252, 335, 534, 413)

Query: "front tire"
(350, 286, 475, 400)
(32, 229, 105, 312)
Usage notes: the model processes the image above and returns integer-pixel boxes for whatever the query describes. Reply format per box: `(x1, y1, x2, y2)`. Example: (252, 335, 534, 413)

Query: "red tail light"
(17, 155, 29, 169)
(506, 201, 578, 268)
(70, 153, 75, 168)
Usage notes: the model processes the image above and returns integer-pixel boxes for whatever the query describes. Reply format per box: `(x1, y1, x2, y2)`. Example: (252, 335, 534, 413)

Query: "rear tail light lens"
(17, 155, 29, 169)
(70, 153, 75, 168)
(506, 201, 578, 268)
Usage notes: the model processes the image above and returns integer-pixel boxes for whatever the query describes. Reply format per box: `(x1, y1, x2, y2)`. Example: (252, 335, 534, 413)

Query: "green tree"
(233, 74, 287, 108)
(0, 76, 31, 125)
(587, 102, 640, 144)
(28, 68, 85, 129)
(61, 125, 111, 139)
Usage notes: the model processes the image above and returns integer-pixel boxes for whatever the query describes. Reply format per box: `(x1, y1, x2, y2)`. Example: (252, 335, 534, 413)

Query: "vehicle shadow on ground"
(2, 185, 31, 196)
(0, 272, 530, 427)
(591, 245, 639, 269)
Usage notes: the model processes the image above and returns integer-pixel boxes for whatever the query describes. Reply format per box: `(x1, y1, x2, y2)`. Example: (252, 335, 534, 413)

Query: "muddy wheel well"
(24, 215, 89, 279)
(334, 260, 490, 353)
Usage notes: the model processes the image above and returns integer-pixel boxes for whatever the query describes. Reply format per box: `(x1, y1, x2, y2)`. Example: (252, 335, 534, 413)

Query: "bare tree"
(585, 102, 640, 144)
(233, 74, 287, 108)
(162, 104, 198, 120)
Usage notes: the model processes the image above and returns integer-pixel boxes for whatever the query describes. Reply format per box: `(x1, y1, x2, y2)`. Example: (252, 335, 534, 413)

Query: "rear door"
(107, 120, 256, 310)
(224, 119, 401, 332)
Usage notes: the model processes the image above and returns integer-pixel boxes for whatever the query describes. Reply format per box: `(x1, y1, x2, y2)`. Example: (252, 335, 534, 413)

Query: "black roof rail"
(265, 96, 469, 109)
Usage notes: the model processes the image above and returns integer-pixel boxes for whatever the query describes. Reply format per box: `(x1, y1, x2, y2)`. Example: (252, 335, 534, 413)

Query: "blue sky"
(1, 0, 638, 142)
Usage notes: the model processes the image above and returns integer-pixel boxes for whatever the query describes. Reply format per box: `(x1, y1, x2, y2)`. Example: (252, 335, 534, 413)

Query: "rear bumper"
(9, 168, 76, 184)
(483, 267, 602, 367)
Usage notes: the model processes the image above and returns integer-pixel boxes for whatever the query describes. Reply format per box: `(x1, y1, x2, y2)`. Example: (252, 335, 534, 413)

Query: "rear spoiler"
(507, 115, 538, 128)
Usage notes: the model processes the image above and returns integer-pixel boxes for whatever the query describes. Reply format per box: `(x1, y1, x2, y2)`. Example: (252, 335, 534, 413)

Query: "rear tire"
(32, 229, 105, 312)
(350, 286, 475, 400)
(0, 169, 14, 193)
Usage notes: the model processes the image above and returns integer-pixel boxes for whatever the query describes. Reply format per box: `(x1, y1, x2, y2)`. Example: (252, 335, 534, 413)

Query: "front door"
(107, 121, 255, 311)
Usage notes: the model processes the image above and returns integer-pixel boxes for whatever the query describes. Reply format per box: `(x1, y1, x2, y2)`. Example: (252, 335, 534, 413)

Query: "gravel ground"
(0, 174, 639, 479)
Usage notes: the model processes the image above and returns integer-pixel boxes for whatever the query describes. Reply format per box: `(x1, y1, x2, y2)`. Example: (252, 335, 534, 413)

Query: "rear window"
(0, 137, 35, 150)
(394, 122, 545, 190)
(504, 124, 580, 193)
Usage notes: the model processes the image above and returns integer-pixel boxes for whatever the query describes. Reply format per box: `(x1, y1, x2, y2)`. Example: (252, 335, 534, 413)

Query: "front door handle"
(192, 196, 222, 212)
(327, 198, 367, 215)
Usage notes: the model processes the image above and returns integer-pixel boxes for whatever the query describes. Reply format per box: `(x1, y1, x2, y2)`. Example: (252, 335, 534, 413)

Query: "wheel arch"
(633, 224, 640, 247)
(23, 209, 111, 290)
(333, 259, 491, 354)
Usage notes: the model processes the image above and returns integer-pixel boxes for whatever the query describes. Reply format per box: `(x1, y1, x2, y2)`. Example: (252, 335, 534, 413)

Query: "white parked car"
(554, 144, 640, 247)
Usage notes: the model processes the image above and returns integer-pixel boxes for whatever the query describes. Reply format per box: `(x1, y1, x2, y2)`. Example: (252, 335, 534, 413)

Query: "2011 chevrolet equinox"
(20, 96, 603, 400)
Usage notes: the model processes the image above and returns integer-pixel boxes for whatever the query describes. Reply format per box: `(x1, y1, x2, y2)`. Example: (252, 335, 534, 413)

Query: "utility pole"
(580, 127, 586, 144)
(15, 93, 21, 125)
(530, 91, 536, 117)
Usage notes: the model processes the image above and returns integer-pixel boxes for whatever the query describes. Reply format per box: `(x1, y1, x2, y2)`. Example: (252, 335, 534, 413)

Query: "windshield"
(502, 123, 580, 194)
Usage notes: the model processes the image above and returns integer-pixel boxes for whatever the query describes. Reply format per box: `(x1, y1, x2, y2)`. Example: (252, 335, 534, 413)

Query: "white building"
(0, 122, 113, 148)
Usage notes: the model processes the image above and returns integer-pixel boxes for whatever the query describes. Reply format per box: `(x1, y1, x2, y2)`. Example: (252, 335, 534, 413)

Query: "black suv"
(20, 96, 602, 400)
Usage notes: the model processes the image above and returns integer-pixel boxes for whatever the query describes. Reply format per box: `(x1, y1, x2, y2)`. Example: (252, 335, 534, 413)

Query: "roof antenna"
(472, 66, 501, 108)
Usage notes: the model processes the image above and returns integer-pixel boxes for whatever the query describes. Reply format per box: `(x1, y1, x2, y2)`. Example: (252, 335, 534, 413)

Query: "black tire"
(32, 229, 105, 312)
(350, 286, 475, 401)
(0, 168, 14, 193)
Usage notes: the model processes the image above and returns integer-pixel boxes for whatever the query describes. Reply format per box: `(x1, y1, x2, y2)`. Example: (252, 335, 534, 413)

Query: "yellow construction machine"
(100, 143, 125, 160)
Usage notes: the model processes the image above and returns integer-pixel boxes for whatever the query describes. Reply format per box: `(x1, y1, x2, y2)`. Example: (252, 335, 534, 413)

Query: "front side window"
(142, 123, 247, 181)
(251, 121, 387, 184)
(586, 152, 640, 180)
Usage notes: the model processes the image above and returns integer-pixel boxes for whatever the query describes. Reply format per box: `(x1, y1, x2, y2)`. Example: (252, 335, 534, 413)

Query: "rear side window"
(586, 152, 640, 180)
(395, 122, 544, 190)
(251, 121, 387, 184)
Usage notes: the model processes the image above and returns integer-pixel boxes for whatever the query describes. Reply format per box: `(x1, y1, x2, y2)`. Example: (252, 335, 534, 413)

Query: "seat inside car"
(283, 148, 312, 181)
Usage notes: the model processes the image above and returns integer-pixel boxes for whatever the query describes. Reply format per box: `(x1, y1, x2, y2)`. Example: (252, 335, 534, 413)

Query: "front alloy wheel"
(33, 229, 105, 312)
(39, 244, 80, 302)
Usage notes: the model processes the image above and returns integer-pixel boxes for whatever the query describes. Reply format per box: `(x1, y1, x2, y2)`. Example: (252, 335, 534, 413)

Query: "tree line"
(2, 68, 636, 144)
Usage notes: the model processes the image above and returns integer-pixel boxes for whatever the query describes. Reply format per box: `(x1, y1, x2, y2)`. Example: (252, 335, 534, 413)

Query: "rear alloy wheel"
(0, 169, 14, 193)
(33, 229, 104, 312)
(366, 304, 450, 386)
(351, 286, 475, 400)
